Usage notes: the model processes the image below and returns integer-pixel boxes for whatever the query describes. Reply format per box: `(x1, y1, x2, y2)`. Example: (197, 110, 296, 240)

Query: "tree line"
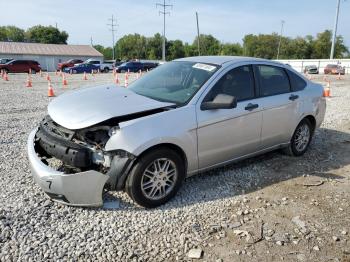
(97, 30, 349, 61)
(1, 25, 349, 60)
(0, 25, 68, 44)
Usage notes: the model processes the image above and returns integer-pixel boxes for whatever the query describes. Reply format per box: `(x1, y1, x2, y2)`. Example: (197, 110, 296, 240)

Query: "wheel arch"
(136, 143, 188, 172)
(302, 115, 316, 133)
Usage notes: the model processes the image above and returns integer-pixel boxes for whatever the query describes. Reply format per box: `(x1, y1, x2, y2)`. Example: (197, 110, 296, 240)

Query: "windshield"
(129, 61, 219, 105)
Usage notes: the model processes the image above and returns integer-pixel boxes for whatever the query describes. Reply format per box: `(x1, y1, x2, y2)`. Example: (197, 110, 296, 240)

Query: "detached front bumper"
(27, 129, 109, 207)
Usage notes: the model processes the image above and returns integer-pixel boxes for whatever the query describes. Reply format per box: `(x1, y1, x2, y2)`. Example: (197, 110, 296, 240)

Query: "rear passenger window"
(257, 65, 291, 96)
(287, 70, 306, 91)
(205, 65, 255, 102)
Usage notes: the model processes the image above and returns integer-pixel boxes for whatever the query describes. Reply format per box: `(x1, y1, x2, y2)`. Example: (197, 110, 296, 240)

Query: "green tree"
(0, 26, 25, 42)
(194, 34, 220, 55)
(146, 33, 163, 60)
(243, 33, 280, 59)
(184, 43, 196, 57)
(116, 34, 147, 60)
(26, 25, 68, 44)
(93, 45, 113, 60)
(220, 43, 243, 56)
(167, 40, 185, 60)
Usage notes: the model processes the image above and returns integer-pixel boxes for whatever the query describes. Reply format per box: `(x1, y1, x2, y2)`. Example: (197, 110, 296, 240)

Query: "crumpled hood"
(48, 85, 174, 130)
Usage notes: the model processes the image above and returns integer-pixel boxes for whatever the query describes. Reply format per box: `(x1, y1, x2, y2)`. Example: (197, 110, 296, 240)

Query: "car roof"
(174, 56, 271, 66)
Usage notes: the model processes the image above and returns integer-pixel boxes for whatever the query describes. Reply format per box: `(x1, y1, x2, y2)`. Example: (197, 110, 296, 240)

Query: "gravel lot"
(0, 72, 349, 261)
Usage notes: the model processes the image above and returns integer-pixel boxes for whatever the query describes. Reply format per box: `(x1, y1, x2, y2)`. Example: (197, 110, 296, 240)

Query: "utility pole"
(196, 12, 200, 56)
(156, 0, 173, 61)
(90, 37, 93, 46)
(277, 20, 285, 60)
(330, 0, 341, 59)
(107, 15, 118, 60)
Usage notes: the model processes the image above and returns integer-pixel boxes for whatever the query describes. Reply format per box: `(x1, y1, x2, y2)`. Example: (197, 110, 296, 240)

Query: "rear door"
(254, 64, 299, 148)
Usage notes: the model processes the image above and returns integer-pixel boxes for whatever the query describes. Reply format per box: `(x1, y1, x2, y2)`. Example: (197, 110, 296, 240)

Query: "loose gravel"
(0, 72, 349, 261)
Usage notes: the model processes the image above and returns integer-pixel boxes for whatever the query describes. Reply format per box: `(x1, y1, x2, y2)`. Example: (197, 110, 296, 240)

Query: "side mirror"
(201, 94, 237, 111)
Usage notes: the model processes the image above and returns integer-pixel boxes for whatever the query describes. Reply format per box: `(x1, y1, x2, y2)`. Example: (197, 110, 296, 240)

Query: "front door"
(196, 65, 263, 170)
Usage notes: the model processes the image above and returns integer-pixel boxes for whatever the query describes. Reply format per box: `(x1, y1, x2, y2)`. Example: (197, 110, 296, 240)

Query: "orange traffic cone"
(323, 81, 331, 97)
(83, 72, 88, 80)
(62, 73, 68, 87)
(48, 81, 55, 97)
(337, 72, 342, 80)
(124, 73, 129, 87)
(26, 74, 32, 87)
(4, 72, 9, 81)
(46, 73, 51, 81)
(115, 72, 119, 85)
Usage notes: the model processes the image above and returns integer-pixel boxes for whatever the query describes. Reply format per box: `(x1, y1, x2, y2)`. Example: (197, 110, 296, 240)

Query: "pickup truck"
(80, 59, 114, 73)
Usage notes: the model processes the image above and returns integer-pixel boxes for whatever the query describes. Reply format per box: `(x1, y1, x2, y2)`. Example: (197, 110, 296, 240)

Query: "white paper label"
(192, 63, 216, 72)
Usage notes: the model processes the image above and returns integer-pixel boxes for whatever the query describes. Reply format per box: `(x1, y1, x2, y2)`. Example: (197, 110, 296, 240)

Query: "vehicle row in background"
(114, 61, 158, 73)
(324, 64, 345, 75)
(303, 65, 319, 74)
(63, 63, 100, 74)
(0, 59, 41, 73)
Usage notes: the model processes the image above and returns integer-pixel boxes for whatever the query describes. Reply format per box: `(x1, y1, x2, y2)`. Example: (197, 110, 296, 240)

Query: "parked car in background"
(115, 61, 144, 73)
(81, 59, 114, 73)
(57, 59, 84, 71)
(0, 60, 41, 73)
(142, 62, 159, 71)
(113, 60, 123, 68)
(0, 58, 13, 64)
(304, 65, 319, 74)
(27, 56, 326, 208)
(63, 63, 100, 74)
(324, 64, 345, 75)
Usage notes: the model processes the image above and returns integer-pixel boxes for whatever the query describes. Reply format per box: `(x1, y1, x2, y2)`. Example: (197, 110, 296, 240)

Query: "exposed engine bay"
(33, 107, 173, 190)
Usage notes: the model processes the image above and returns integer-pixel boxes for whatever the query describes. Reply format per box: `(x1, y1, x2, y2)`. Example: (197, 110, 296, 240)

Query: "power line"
(156, 0, 173, 61)
(330, 0, 341, 59)
(277, 20, 285, 60)
(107, 15, 118, 60)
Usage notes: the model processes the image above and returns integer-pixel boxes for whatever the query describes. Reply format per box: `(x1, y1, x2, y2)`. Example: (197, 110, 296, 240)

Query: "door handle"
(289, 94, 299, 101)
(245, 103, 259, 111)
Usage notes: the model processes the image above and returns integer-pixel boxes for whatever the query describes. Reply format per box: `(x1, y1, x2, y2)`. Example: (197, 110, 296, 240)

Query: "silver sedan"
(27, 56, 326, 208)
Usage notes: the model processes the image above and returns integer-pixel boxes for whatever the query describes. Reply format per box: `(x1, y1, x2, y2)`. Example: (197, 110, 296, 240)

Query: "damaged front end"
(27, 116, 135, 207)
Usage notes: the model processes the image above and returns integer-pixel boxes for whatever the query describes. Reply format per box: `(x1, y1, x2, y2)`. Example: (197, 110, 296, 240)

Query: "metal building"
(0, 42, 103, 71)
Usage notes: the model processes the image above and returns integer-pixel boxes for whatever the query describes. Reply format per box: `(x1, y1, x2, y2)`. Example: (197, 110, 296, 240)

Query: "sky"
(1, 0, 350, 47)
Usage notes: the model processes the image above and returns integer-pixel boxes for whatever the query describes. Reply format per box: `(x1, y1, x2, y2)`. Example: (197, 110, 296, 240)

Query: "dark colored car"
(304, 65, 319, 74)
(63, 63, 100, 74)
(115, 62, 144, 73)
(57, 59, 84, 71)
(0, 60, 41, 73)
(324, 64, 345, 75)
(142, 62, 159, 71)
(0, 58, 13, 64)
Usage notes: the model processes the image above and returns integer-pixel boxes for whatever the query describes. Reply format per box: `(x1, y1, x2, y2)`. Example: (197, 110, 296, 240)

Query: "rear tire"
(283, 119, 313, 156)
(104, 67, 109, 73)
(126, 148, 185, 208)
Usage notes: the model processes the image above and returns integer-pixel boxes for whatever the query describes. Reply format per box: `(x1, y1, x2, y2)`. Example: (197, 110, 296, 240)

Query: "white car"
(27, 56, 326, 208)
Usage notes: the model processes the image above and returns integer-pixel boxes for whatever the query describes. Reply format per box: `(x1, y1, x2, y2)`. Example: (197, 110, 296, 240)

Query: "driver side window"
(204, 65, 255, 102)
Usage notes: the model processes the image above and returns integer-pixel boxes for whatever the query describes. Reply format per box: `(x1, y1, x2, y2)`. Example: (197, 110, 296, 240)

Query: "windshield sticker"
(192, 63, 216, 72)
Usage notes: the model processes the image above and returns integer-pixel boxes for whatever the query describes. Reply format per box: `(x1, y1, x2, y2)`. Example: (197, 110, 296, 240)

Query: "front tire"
(284, 119, 313, 156)
(126, 148, 185, 208)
